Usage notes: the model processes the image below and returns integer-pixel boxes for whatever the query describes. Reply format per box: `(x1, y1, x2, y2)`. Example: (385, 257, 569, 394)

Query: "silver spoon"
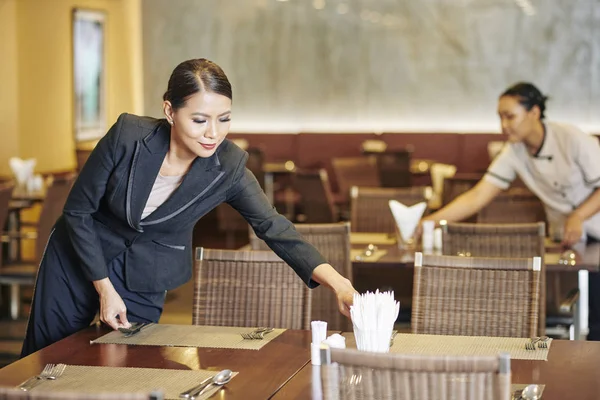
(520, 384, 541, 400)
(191, 369, 233, 399)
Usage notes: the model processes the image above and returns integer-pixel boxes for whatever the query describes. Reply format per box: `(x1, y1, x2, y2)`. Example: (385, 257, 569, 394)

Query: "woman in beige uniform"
(424, 82, 600, 340)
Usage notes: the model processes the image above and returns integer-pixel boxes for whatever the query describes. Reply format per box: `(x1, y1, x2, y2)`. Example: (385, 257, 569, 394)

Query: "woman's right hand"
(93, 278, 131, 330)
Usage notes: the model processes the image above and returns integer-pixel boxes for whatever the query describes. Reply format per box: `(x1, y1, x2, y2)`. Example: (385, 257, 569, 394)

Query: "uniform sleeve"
(575, 133, 600, 188)
(483, 144, 517, 190)
(62, 114, 126, 281)
(225, 160, 327, 288)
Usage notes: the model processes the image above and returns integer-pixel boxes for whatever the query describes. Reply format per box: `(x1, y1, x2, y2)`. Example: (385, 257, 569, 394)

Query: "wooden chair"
(193, 248, 312, 330)
(350, 186, 429, 233)
(412, 252, 541, 338)
(331, 157, 380, 204)
(249, 222, 351, 330)
(0, 173, 76, 319)
(0, 388, 162, 399)
(294, 169, 338, 223)
(373, 150, 412, 188)
(321, 347, 511, 400)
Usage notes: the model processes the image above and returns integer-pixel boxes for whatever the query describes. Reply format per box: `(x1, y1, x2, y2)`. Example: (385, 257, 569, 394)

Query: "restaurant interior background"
(1, 0, 600, 367)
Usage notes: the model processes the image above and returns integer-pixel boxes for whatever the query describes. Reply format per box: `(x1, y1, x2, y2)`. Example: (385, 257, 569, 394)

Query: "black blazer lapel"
(126, 122, 170, 231)
(140, 154, 225, 226)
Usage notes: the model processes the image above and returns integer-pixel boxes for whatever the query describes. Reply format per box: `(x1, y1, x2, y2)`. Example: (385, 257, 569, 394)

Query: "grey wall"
(142, 0, 600, 133)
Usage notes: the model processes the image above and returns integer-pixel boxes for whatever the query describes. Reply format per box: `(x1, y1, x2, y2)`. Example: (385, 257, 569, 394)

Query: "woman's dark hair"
(163, 58, 232, 109)
(500, 82, 548, 119)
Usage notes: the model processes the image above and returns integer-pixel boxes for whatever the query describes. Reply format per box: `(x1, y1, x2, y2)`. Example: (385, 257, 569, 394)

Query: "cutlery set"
(240, 327, 274, 340)
(18, 363, 66, 391)
(525, 336, 550, 350)
(118, 322, 152, 337)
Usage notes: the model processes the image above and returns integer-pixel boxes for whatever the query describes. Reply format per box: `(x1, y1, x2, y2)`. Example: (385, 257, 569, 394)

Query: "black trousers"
(21, 238, 166, 357)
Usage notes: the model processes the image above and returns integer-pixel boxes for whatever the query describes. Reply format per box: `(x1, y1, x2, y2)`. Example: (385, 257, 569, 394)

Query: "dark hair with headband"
(500, 82, 548, 119)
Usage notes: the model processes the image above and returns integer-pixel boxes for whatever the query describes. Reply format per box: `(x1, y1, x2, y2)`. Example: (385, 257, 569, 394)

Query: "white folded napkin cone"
(9, 157, 36, 187)
(389, 200, 427, 244)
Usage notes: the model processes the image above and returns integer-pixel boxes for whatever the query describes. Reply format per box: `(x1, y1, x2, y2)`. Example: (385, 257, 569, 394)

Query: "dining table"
(271, 337, 600, 400)
(349, 232, 600, 341)
(0, 324, 317, 399)
(2, 325, 598, 400)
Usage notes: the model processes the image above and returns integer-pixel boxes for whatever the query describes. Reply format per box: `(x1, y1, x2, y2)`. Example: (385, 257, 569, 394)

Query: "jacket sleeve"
(62, 114, 126, 281)
(225, 157, 327, 288)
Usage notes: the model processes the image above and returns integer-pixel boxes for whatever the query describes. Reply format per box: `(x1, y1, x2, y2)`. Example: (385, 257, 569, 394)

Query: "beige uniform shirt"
(484, 121, 600, 240)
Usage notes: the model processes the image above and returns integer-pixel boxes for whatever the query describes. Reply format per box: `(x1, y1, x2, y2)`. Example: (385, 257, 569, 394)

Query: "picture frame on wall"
(72, 8, 106, 142)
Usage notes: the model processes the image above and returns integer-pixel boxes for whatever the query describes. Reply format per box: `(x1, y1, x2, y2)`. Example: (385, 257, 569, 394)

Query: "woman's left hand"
(562, 213, 584, 246)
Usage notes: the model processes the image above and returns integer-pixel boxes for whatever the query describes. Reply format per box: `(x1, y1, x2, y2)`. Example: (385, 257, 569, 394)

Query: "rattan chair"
(476, 187, 547, 225)
(440, 222, 552, 336)
(412, 252, 541, 338)
(249, 222, 351, 330)
(350, 186, 429, 233)
(193, 248, 312, 330)
(0, 388, 162, 400)
(321, 347, 511, 400)
(331, 157, 380, 204)
(294, 169, 338, 223)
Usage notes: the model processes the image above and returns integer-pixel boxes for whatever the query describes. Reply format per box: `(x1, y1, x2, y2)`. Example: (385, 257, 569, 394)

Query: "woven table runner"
(350, 233, 396, 246)
(23, 365, 237, 400)
(91, 324, 285, 350)
(350, 249, 388, 262)
(343, 333, 551, 361)
(388, 333, 551, 361)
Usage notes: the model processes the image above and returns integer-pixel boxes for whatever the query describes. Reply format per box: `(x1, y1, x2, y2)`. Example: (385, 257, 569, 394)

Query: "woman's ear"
(530, 105, 541, 120)
(163, 101, 175, 125)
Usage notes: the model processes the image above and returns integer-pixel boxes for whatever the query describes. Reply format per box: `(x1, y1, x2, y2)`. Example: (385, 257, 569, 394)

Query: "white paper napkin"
(388, 200, 427, 243)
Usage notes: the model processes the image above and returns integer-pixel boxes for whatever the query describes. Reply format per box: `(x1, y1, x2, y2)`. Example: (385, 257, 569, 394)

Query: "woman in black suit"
(21, 59, 356, 356)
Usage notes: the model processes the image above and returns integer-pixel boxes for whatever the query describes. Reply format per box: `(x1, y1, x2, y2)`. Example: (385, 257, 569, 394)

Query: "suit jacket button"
(125, 240, 132, 247)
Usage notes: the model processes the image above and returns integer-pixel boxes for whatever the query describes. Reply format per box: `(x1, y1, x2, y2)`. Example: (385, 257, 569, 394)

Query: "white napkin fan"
(389, 200, 427, 244)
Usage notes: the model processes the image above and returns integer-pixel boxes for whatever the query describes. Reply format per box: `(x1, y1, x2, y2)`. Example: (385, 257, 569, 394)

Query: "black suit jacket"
(54, 113, 326, 292)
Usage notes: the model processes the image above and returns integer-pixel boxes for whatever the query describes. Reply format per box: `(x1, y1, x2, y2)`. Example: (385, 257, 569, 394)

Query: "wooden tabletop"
(271, 339, 600, 400)
(0, 325, 313, 399)
(350, 233, 600, 272)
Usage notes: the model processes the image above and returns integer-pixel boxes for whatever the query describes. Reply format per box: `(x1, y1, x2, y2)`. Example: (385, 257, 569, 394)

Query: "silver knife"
(179, 375, 214, 398)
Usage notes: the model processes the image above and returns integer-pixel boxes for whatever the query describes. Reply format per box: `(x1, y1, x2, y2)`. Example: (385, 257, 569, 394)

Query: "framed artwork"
(72, 8, 106, 142)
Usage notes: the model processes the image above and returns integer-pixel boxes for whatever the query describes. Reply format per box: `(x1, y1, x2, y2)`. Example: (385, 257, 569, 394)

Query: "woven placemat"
(22, 365, 237, 400)
(91, 324, 285, 350)
(350, 249, 388, 262)
(350, 233, 396, 246)
(387, 333, 552, 361)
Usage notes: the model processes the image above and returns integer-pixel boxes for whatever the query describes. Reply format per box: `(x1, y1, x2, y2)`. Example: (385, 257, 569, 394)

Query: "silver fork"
(20, 363, 66, 391)
(249, 328, 274, 340)
(538, 335, 551, 349)
(389, 330, 398, 347)
(241, 327, 273, 340)
(525, 337, 541, 350)
(19, 364, 55, 391)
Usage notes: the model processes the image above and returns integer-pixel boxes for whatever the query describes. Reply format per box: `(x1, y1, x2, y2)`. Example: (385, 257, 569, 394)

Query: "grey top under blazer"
(56, 113, 327, 293)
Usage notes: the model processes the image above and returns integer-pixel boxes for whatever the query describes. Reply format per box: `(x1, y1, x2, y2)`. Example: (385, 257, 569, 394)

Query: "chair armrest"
(559, 288, 580, 314)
